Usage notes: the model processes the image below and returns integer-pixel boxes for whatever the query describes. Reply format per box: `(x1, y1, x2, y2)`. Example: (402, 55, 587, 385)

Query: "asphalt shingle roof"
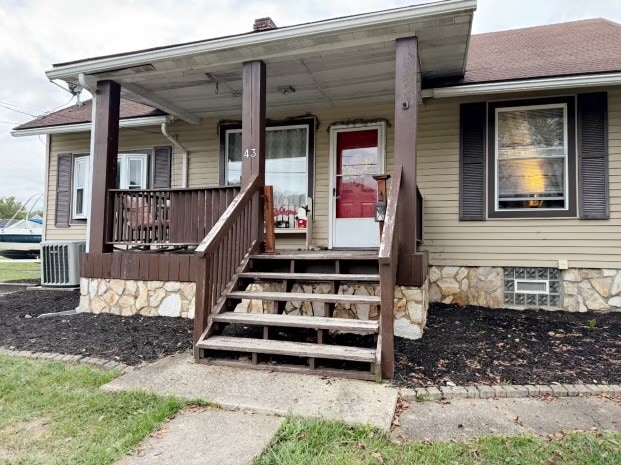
(462, 18, 621, 84)
(13, 99, 165, 131)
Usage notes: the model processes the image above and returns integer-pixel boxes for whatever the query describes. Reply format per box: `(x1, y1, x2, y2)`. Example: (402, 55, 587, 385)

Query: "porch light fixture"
(277, 85, 295, 95)
(374, 200, 387, 222)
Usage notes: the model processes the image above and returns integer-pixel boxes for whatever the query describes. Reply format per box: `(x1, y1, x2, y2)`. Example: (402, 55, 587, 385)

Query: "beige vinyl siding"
(45, 87, 621, 269)
(416, 86, 621, 269)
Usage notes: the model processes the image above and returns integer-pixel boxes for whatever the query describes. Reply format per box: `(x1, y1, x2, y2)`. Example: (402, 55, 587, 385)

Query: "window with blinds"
(495, 104, 568, 211)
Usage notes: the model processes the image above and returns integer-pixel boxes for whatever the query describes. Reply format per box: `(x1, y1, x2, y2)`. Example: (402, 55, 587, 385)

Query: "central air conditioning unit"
(41, 241, 86, 287)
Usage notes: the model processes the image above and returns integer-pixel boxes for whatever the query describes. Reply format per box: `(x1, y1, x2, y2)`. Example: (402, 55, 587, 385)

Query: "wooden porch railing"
(107, 186, 240, 246)
(193, 175, 262, 348)
(378, 167, 424, 378)
(378, 165, 402, 379)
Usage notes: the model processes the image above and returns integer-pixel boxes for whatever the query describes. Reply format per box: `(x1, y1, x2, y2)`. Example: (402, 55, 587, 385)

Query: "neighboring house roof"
(13, 99, 165, 131)
(462, 18, 621, 85)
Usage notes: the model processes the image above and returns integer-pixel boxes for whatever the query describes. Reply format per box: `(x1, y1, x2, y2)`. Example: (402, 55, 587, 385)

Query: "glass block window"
(503, 267, 561, 308)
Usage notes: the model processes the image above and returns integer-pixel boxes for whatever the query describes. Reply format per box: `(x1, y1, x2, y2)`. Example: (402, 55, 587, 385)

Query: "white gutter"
(11, 115, 171, 137)
(422, 71, 621, 98)
(160, 122, 189, 188)
(45, 0, 477, 80)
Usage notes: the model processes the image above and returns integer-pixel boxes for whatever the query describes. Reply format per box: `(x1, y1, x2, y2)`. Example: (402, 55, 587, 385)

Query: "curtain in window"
(227, 127, 308, 209)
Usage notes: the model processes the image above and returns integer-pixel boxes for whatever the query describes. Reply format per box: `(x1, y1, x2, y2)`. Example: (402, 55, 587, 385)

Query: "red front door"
(332, 127, 383, 248)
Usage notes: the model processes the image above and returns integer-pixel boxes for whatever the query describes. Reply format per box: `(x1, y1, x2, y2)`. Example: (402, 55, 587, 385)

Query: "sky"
(1, 0, 620, 205)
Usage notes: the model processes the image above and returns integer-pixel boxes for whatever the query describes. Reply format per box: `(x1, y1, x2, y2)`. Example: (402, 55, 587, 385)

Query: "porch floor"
(255, 249, 379, 259)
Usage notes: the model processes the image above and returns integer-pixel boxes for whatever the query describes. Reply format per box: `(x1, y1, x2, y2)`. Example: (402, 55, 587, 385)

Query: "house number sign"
(243, 148, 257, 158)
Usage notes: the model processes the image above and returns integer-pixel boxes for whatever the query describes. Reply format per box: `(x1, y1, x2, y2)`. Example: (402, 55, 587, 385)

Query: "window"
(487, 97, 576, 218)
(224, 123, 312, 216)
(117, 153, 148, 189)
(71, 151, 154, 220)
(461, 94, 604, 221)
(72, 156, 88, 219)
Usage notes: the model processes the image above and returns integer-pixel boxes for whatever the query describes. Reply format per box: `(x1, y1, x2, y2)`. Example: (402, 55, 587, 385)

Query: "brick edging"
(401, 383, 621, 401)
(0, 347, 134, 373)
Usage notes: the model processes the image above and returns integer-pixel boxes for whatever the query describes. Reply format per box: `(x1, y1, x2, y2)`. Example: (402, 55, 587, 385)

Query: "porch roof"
(45, 0, 476, 122)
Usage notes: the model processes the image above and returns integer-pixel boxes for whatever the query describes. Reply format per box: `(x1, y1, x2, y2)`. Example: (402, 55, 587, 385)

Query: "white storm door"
(331, 125, 384, 248)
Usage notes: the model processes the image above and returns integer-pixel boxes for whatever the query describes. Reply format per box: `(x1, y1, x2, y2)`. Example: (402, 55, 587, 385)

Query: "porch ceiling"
(48, 0, 475, 120)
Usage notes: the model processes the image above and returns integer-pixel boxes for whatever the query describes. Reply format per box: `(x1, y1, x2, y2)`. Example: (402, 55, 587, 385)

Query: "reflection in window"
(496, 105, 567, 210)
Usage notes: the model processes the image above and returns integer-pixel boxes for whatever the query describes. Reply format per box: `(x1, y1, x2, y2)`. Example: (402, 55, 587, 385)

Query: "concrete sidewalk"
(116, 408, 282, 465)
(104, 353, 620, 464)
(394, 396, 621, 441)
(102, 353, 398, 430)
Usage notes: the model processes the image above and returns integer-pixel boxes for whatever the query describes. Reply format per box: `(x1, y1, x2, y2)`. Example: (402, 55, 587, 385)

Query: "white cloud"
(1, 0, 619, 204)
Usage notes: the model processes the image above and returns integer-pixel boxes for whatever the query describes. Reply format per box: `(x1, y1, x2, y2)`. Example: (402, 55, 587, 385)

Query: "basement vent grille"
(41, 241, 85, 287)
(503, 267, 560, 308)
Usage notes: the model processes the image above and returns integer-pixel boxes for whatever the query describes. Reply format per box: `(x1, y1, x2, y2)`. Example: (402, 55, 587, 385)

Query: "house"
(11, 0, 621, 380)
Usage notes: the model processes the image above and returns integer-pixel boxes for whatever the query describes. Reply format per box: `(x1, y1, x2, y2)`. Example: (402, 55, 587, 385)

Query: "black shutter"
(55, 154, 72, 227)
(153, 146, 172, 188)
(459, 102, 486, 220)
(578, 92, 608, 219)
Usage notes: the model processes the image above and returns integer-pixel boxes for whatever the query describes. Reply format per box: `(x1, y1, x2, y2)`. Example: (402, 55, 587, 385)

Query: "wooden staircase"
(195, 251, 383, 381)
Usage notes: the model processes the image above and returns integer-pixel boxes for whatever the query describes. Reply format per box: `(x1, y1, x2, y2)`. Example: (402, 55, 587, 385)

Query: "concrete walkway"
(104, 353, 620, 463)
(102, 353, 398, 430)
(394, 396, 621, 441)
(116, 408, 282, 465)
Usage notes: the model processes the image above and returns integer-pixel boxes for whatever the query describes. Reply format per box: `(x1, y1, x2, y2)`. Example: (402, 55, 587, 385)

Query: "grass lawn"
(0, 355, 185, 465)
(255, 418, 621, 465)
(0, 261, 40, 282)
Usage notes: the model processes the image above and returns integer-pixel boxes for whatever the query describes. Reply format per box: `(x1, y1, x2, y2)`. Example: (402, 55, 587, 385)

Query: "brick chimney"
(254, 17, 277, 32)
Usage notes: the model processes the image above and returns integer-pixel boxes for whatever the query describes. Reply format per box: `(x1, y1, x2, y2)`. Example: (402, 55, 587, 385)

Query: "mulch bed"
(0, 289, 192, 365)
(394, 302, 621, 388)
(2, 289, 620, 384)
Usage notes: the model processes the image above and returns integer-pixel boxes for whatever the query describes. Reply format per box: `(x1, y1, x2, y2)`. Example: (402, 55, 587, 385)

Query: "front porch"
(63, 4, 476, 380)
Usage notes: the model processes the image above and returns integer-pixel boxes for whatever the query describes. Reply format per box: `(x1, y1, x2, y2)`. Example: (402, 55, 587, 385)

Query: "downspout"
(77, 73, 97, 252)
(161, 122, 188, 188)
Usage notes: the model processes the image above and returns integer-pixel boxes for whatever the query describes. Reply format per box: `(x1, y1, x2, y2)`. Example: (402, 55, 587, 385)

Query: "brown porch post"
(241, 60, 266, 245)
(394, 37, 419, 285)
(89, 80, 120, 254)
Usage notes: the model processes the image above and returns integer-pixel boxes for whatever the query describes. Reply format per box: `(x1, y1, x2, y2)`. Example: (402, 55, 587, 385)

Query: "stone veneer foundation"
(79, 277, 430, 339)
(428, 266, 621, 312)
(79, 278, 196, 318)
(80, 265, 619, 337)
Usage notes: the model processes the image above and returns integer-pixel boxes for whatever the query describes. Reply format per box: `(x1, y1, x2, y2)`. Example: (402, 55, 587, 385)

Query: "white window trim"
(224, 124, 311, 202)
(494, 103, 569, 212)
(72, 155, 89, 220)
(118, 152, 149, 189)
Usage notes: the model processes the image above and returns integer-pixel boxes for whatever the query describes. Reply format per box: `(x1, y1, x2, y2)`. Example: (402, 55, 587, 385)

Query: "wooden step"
(250, 251, 377, 260)
(213, 312, 379, 333)
(197, 336, 376, 363)
(239, 272, 380, 282)
(227, 290, 380, 305)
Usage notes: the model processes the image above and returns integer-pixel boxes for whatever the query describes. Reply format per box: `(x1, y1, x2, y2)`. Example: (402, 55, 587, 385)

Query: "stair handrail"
(378, 165, 402, 266)
(196, 175, 260, 257)
(194, 174, 262, 349)
(377, 164, 402, 379)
